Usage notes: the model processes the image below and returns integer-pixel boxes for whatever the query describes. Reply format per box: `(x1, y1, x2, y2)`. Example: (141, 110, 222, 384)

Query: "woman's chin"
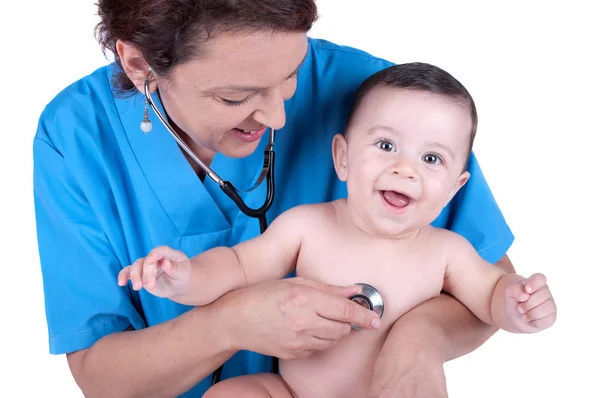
(221, 140, 262, 159)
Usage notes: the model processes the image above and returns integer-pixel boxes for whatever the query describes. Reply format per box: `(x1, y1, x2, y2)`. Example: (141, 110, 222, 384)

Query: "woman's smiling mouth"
(230, 127, 268, 142)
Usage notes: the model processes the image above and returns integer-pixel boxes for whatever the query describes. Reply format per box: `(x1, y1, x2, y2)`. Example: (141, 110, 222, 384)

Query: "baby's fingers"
(518, 286, 551, 313)
(522, 273, 547, 294)
(117, 266, 132, 286)
(506, 282, 530, 302)
(142, 258, 159, 290)
(528, 313, 557, 330)
(127, 258, 146, 291)
(146, 246, 188, 266)
(523, 299, 557, 328)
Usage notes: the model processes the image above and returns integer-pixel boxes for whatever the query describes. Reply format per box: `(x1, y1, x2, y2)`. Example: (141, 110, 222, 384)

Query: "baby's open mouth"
(380, 190, 412, 208)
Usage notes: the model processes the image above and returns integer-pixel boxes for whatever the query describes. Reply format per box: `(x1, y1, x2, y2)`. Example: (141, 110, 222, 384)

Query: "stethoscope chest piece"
(349, 283, 384, 330)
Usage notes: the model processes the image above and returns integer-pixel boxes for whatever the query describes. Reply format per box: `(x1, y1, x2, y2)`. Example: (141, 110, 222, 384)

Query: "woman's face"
(157, 30, 308, 159)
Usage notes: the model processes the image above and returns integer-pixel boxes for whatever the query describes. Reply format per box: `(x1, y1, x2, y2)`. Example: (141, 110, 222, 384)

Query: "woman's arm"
(369, 255, 515, 398)
(66, 299, 239, 398)
(68, 277, 381, 398)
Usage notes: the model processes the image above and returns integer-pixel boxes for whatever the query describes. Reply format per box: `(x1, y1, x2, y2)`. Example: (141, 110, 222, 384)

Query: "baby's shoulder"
(421, 226, 479, 264)
(271, 201, 338, 229)
(421, 226, 472, 250)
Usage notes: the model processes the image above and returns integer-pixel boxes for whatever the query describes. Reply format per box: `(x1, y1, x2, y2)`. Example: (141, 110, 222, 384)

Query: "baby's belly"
(280, 325, 388, 398)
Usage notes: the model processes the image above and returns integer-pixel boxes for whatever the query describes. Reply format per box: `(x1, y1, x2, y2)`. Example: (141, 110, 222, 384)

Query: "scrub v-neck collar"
(112, 74, 269, 236)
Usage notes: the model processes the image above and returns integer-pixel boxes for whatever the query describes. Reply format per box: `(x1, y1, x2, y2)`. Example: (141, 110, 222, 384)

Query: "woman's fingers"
(314, 289, 381, 330)
(309, 317, 352, 341)
(301, 337, 339, 357)
(288, 278, 381, 330)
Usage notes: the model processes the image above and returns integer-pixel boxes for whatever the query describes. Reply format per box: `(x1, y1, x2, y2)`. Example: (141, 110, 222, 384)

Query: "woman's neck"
(159, 89, 215, 181)
(166, 113, 215, 181)
(179, 131, 215, 181)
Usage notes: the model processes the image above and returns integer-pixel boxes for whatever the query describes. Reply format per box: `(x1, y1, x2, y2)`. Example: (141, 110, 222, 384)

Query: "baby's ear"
(445, 171, 470, 206)
(332, 134, 349, 181)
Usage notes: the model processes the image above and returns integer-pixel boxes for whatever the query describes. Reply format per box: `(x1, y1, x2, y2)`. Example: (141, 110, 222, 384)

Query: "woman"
(33, 1, 516, 397)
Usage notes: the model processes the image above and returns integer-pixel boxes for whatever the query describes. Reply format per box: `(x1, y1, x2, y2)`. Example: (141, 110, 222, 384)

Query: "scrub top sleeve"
(33, 136, 146, 355)
(444, 153, 515, 264)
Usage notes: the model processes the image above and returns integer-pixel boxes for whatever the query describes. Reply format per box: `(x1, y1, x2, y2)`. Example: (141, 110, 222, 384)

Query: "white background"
(1, 0, 598, 396)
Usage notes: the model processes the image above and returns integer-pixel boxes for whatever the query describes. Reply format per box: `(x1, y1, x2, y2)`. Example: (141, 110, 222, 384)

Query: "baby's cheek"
(421, 186, 451, 222)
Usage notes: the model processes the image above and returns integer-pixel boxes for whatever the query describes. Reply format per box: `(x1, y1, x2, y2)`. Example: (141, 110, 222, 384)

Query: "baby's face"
(334, 87, 472, 238)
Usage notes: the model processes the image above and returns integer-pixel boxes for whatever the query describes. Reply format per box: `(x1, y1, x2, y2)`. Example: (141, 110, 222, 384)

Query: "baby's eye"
(423, 153, 443, 165)
(376, 140, 396, 152)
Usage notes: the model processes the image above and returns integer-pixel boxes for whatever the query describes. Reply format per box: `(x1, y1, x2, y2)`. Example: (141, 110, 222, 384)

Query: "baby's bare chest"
(296, 233, 447, 324)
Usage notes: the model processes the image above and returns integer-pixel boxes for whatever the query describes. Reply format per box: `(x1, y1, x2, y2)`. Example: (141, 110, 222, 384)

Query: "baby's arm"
(184, 206, 311, 304)
(119, 206, 310, 306)
(442, 232, 556, 333)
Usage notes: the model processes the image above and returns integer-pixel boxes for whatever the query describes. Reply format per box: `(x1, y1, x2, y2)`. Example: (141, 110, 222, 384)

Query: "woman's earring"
(140, 99, 152, 134)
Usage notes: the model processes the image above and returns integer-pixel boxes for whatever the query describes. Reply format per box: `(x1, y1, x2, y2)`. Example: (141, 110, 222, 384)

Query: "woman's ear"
(332, 134, 349, 181)
(116, 40, 155, 94)
(445, 171, 470, 206)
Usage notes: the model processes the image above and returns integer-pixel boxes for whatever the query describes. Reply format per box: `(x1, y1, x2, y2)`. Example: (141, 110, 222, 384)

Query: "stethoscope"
(143, 71, 275, 233)
(349, 283, 385, 330)
(144, 71, 276, 383)
(143, 70, 385, 386)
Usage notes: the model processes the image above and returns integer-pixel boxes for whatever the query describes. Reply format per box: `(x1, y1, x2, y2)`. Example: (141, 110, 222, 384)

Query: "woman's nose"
(252, 79, 296, 130)
(252, 95, 285, 130)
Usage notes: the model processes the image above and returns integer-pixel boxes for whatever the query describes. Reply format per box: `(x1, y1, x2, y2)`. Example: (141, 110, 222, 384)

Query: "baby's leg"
(203, 373, 295, 398)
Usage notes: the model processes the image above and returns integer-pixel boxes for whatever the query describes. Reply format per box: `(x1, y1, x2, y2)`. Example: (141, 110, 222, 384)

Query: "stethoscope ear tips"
(349, 283, 384, 330)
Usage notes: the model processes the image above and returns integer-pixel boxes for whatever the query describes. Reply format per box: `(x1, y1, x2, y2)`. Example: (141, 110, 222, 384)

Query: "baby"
(118, 62, 557, 398)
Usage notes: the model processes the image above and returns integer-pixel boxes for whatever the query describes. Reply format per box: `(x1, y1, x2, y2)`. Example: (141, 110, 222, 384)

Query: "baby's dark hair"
(345, 62, 478, 161)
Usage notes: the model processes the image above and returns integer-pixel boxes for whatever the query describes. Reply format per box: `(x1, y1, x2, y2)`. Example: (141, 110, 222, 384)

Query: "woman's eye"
(376, 140, 395, 152)
(423, 153, 442, 165)
(220, 97, 250, 106)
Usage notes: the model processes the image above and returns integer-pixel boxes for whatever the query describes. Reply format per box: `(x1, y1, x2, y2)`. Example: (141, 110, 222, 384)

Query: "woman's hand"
(221, 277, 382, 360)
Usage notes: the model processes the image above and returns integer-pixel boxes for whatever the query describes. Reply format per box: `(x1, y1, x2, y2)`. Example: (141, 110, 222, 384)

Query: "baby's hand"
(505, 273, 557, 333)
(117, 246, 193, 299)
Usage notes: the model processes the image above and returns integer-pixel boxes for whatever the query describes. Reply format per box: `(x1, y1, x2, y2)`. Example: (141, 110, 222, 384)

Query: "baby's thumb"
(506, 281, 529, 302)
(160, 258, 177, 277)
(521, 273, 547, 294)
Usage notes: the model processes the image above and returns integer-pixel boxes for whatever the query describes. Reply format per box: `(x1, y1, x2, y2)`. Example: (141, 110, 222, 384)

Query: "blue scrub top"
(33, 38, 513, 397)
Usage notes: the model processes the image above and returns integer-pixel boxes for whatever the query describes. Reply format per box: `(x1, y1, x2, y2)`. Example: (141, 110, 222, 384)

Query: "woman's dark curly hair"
(95, 0, 318, 94)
